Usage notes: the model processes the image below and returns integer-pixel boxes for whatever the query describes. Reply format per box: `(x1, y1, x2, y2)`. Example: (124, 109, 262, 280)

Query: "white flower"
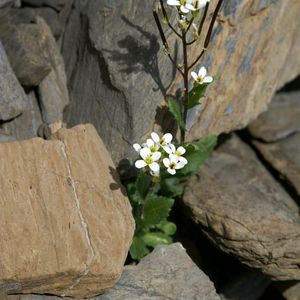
(193, 0, 209, 10)
(135, 147, 161, 172)
(167, 0, 196, 14)
(191, 66, 213, 84)
(145, 138, 160, 153)
(163, 156, 186, 175)
(165, 144, 188, 165)
(133, 143, 142, 153)
(151, 132, 173, 148)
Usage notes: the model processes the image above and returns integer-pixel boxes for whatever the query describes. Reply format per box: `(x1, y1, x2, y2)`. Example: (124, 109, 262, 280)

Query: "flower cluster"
(133, 132, 188, 176)
(167, 0, 209, 14)
(191, 66, 213, 85)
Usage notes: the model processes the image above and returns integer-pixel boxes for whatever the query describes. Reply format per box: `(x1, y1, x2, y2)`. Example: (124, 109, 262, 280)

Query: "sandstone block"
(0, 124, 134, 298)
(183, 136, 300, 280)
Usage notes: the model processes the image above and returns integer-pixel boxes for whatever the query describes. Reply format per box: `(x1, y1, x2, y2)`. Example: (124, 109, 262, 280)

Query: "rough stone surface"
(219, 270, 270, 300)
(276, 281, 300, 300)
(0, 0, 19, 8)
(22, 0, 66, 11)
(0, 9, 52, 87)
(0, 91, 42, 140)
(0, 41, 26, 121)
(248, 92, 300, 142)
(100, 243, 221, 300)
(254, 133, 300, 196)
(0, 124, 134, 298)
(183, 135, 300, 281)
(36, 17, 69, 123)
(62, 0, 300, 164)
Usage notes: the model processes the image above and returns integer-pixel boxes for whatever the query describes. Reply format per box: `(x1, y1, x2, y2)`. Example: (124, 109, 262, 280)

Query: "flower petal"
(167, 0, 180, 5)
(203, 76, 213, 83)
(151, 151, 162, 161)
(180, 5, 189, 13)
(178, 156, 188, 165)
(151, 132, 160, 143)
(146, 139, 154, 148)
(163, 158, 170, 168)
(191, 71, 198, 81)
(163, 133, 173, 144)
(169, 154, 179, 163)
(140, 147, 151, 160)
(175, 160, 186, 169)
(185, 3, 196, 11)
(198, 66, 207, 77)
(167, 168, 176, 175)
(149, 162, 160, 172)
(133, 143, 141, 152)
(177, 146, 186, 155)
(135, 160, 147, 169)
(164, 145, 173, 154)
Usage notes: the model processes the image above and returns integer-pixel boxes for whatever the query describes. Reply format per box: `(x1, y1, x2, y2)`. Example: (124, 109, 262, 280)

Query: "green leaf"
(130, 236, 150, 260)
(160, 176, 184, 197)
(166, 96, 186, 130)
(125, 182, 143, 205)
(141, 232, 173, 248)
(188, 83, 209, 109)
(140, 195, 174, 229)
(136, 171, 151, 199)
(156, 221, 177, 236)
(177, 135, 217, 177)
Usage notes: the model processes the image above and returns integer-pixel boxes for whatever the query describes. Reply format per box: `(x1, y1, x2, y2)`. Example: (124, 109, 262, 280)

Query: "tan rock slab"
(183, 135, 300, 280)
(248, 92, 300, 142)
(254, 132, 300, 196)
(0, 124, 134, 298)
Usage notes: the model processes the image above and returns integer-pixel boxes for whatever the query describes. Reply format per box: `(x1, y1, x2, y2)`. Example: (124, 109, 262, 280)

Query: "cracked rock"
(183, 135, 300, 281)
(254, 132, 300, 197)
(248, 91, 300, 142)
(0, 124, 134, 298)
(0, 41, 26, 121)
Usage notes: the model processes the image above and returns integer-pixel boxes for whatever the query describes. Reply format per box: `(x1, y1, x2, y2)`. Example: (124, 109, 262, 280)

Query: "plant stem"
(181, 30, 189, 143)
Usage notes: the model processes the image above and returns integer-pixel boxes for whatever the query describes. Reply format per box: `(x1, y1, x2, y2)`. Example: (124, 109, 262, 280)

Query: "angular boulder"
(248, 91, 300, 142)
(62, 0, 300, 163)
(0, 124, 134, 298)
(100, 243, 221, 300)
(0, 41, 26, 121)
(183, 136, 300, 281)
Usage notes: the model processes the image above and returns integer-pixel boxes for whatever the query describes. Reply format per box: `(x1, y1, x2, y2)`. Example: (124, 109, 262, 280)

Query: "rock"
(62, 0, 300, 164)
(248, 92, 300, 142)
(0, 0, 20, 8)
(254, 133, 300, 196)
(0, 91, 42, 140)
(219, 270, 270, 300)
(22, 0, 66, 11)
(0, 134, 16, 143)
(183, 135, 300, 281)
(36, 17, 69, 123)
(100, 243, 221, 300)
(276, 281, 300, 300)
(0, 41, 26, 121)
(19, 7, 64, 38)
(0, 124, 134, 298)
(0, 9, 52, 87)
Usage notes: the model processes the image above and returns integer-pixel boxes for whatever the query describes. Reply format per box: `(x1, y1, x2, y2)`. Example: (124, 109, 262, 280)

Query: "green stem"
(181, 30, 188, 143)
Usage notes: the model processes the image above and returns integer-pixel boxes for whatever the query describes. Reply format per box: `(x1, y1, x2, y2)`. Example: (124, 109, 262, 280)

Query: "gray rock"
(62, 0, 300, 164)
(0, 9, 52, 87)
(220, 270, 270, 300)
(22, 0, 66, 11)
(248, 92, 300, 142)
(0, 0, 20, 8)
(0, 41, 26, 121)
(0, 135, 16, 143)
(254, 132, 300, 196)
(36, 17, 69, 123)
(100, 243, 220, 300)
(0, 91, 42, 140)
(183, 135, 300, 281)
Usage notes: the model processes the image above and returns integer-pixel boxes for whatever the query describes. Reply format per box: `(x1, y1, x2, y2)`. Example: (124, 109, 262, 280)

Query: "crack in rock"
(60, 143, 95, 297)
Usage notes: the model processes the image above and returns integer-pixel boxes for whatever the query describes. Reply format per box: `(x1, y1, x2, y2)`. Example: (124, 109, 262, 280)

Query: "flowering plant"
(126, 0, 223, 260)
